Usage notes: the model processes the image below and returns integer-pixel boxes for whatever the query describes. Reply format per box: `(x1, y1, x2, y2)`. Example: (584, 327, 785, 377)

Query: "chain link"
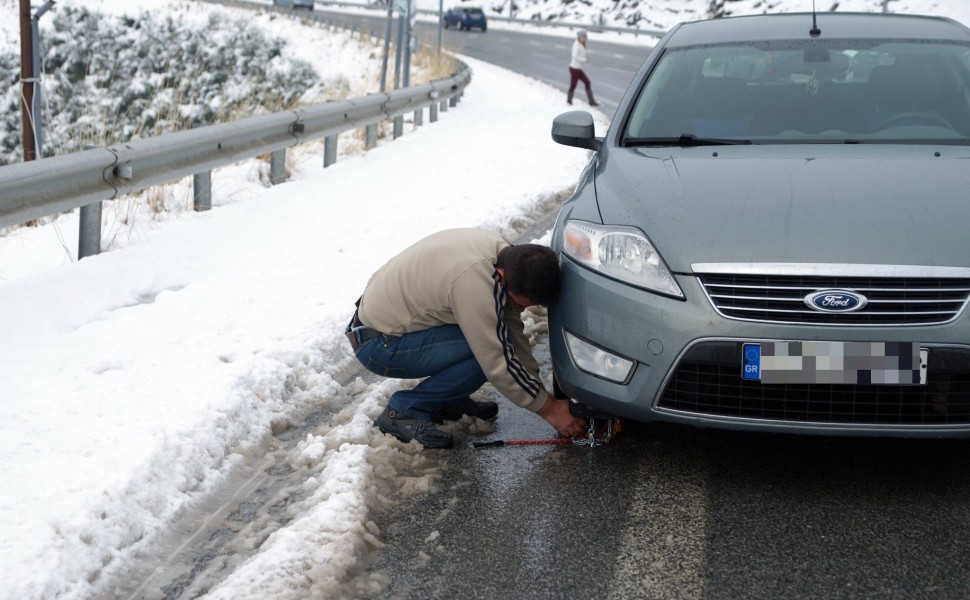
(571, 417, 621, 447)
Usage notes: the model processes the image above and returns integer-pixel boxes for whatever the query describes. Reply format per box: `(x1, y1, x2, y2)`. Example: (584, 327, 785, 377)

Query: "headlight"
(561, 220, 683, 298)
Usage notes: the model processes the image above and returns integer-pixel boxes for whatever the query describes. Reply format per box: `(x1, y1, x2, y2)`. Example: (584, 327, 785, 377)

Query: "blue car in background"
(443, 7, 487, 32)
(273, 0, 314, 10)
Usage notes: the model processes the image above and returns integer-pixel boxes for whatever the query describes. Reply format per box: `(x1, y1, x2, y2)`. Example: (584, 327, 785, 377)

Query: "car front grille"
(658, 343, 970, 426)
(698, 273, 970, 326)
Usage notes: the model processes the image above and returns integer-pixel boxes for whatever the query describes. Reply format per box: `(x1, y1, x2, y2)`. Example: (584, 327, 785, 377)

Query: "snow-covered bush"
(1, 5, 318, 165)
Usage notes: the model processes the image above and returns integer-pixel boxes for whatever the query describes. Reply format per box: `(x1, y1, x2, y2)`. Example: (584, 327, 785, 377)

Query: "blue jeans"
(353, 324, 487, 420)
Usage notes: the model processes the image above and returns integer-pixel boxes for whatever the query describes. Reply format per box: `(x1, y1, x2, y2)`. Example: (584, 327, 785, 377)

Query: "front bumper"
(549, 259, 970, 437)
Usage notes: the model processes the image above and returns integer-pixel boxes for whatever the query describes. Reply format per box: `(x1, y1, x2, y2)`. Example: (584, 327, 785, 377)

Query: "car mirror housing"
(552, 111, 602, 151)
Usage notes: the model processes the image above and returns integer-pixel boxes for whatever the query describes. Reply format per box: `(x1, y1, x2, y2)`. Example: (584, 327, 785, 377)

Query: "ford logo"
(804, 290, 868, 313)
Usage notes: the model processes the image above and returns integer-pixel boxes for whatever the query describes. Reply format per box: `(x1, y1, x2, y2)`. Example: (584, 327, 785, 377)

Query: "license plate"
(742, 342, 927, 385)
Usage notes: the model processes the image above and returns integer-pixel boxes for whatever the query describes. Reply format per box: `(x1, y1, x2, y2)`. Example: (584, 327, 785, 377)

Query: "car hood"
(595, 146, 970, 273)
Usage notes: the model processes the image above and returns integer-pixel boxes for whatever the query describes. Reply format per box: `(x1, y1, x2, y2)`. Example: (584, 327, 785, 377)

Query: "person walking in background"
(568, 29, 599, 107)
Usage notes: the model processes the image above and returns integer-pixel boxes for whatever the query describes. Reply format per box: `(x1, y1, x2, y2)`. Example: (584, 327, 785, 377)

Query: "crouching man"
(346, 228, 586, 448)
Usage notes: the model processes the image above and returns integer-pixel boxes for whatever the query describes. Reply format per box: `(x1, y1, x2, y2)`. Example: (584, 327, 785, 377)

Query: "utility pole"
(30, 2, 56, 158)
(380, 0, 393, 92)
(19, 0, 36, 161)
(402, 0, 412, 88)
(393, 3, 405, 88)
(436, 0, 443, 58)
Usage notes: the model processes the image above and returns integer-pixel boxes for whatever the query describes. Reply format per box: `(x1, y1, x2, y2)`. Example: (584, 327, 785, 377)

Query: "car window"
(624, 40, 970, 144)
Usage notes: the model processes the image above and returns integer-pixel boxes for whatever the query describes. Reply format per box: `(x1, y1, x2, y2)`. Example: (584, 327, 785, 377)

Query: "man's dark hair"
(498, 244, 561, 306)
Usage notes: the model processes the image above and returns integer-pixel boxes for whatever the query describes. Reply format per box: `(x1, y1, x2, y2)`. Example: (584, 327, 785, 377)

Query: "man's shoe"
(430, 397, 499, 423)
(375, 407, 453, 449)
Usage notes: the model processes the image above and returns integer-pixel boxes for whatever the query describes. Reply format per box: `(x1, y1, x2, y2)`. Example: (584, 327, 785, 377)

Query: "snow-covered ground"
(3, 0, 970, 598)
(0, 1, 605, 597)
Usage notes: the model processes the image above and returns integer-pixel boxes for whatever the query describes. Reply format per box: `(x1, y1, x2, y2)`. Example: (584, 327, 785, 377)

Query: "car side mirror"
(552, 111, 602, 151)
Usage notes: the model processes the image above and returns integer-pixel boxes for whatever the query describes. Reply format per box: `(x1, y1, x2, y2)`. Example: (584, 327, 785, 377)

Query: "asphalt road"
(370, 404, 970, 599)
(419, 24, 650, 116)
(306, 6, 653, 117)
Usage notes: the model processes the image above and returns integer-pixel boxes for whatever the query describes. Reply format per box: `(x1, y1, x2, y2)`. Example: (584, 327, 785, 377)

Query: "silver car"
(550, 12, 970, 437)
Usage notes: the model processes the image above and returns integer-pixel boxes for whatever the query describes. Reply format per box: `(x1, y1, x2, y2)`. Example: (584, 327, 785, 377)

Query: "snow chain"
(571, 417, 622, 447)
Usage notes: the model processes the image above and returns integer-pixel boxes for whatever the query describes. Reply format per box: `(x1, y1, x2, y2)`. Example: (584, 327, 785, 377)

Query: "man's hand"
(537, 396, 587, 438)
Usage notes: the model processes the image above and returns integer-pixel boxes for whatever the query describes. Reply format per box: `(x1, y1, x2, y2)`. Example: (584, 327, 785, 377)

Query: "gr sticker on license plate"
(742, 342, 927, 385)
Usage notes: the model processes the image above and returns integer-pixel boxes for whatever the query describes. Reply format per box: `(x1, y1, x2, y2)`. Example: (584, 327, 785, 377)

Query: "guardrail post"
(192, 120, 212, 211)
(430, 101, 438, 122)
(365, 123, 377, 149)
(449, 95, 458, 107)
(414, 108, 423, 127)
(270, 149, 286, 185)
(78, 203, 102, 259)
(324, 135, 337, 168)
(193, 170, 212, 211)
(75, 144, 103, 260)
(393, 115, 403, 139)
(441, 99, 448, 113)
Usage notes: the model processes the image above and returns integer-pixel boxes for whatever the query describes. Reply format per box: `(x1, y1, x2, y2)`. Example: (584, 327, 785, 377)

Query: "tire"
(482, 24, 487, 32)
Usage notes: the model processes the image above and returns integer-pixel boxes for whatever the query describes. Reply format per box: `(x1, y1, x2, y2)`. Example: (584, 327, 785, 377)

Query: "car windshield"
(466, 8, 484, 14)
(623, 39, 970, 145)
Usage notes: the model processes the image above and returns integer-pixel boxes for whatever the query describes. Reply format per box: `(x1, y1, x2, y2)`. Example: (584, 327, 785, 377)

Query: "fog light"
(565, 331, 635, 383)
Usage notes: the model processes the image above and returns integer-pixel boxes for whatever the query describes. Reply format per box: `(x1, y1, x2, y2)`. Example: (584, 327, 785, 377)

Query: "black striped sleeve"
(492, 270, 541, 397)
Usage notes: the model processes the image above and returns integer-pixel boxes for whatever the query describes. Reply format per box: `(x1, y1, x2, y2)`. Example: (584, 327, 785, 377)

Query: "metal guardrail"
(0, 64, 471, 256)
(315, 0, 666, 38)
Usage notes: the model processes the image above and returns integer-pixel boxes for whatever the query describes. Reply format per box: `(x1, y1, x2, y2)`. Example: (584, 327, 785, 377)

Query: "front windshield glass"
(624, 40, 970, 144)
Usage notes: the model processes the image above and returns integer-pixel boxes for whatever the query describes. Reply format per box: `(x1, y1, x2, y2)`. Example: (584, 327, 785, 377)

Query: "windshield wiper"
(625, 134, 753, 147)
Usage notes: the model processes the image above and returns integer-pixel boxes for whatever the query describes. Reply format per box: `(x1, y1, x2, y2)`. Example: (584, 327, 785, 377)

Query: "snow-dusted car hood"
(594, 146, 970, 273)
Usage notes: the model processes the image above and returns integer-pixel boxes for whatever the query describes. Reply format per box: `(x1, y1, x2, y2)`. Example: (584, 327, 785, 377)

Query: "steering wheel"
(874, 111, 954, 131)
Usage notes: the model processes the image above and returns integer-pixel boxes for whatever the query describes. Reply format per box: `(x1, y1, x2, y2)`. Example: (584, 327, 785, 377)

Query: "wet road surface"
(369, 393, 970, 599)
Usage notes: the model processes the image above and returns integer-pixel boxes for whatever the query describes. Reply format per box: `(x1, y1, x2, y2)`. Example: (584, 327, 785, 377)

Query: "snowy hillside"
(415, 0, 970, 31)
(0, 0, 389, 166)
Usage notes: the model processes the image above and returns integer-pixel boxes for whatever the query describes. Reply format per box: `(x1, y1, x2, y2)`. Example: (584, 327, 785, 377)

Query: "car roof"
(664, 12, 970, 47)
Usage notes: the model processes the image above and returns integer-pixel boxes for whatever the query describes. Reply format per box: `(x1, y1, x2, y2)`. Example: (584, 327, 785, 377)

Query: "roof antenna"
(809, 0, 822, 37)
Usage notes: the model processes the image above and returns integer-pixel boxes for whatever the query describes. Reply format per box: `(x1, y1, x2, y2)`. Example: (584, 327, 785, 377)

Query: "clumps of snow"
(202, 382, 443, 600)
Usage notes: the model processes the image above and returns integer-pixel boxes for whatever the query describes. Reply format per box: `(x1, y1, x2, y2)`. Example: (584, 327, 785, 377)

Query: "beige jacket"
(357, 229, 549, 412)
